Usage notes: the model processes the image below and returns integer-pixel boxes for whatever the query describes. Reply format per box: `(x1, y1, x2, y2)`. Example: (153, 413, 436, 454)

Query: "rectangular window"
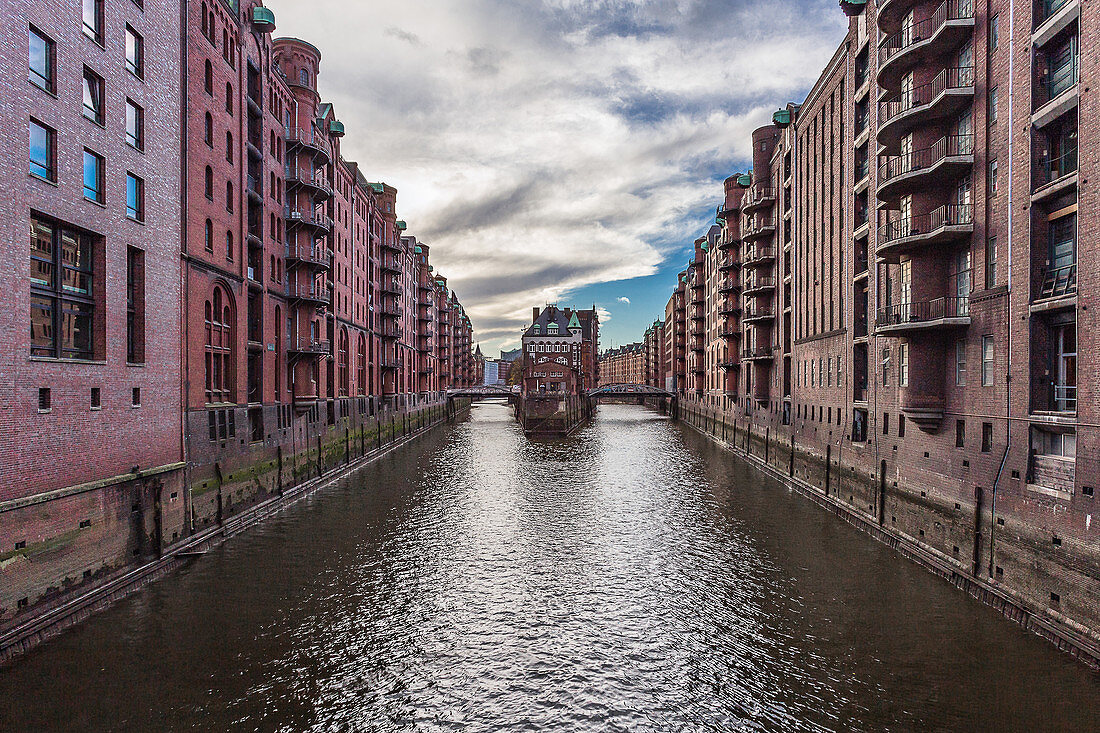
(125, 25, 144, 78)
(989, 14, 999, 51)
(30, 216, 97, 360)
(881, 347, 890, 386)
(82, 66, 104, 124)
(29, 26, 55, 92)
(83, 149, 104, 203)
(883, 412, 890, 435)
(982, 335, 994, 386)
(982, 422, 993, 452)
(899, 414, 906, 438)
(126, 99, 144, 150)
(988, 87, 998, 123)
(899, 343, 909, 386)
(955, 340, 967, 386)
(83, 0, 103, 44)
(956, 419, 966, 448)
(989, 158, 998, 195)
(91, 387, 101, 409)
(30, 119, 55, 181)
(985, 236, 997, 289)
(126, 173, 144, 221)
(132, 387, 141, 407)
(127, 247, 144, 363)
(39, 387, 51, 411)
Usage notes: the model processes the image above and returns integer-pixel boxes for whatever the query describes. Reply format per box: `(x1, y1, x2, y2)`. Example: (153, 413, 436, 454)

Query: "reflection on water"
(3, 403, 1098, 731)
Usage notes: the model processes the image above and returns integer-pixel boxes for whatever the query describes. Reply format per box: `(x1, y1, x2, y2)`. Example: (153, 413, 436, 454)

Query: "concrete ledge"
(0, 462, 187, 514)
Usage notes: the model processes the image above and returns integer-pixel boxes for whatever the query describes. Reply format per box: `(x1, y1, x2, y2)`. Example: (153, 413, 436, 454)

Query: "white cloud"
(617, 296, 631, 305)
(266, 0, 845, 351)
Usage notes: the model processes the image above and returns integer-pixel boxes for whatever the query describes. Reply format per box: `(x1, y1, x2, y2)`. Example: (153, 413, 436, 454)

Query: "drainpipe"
(989, 0, 1016, 579)
(179, 0, 191, 534)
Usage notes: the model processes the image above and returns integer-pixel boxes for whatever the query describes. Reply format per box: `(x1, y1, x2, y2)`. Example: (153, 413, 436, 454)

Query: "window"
(226, 131, 233, 163)
(82, 67, 104, 125)
(204, 60, 213, 94)
(83, 0, 103, 44)
(125, 26, 144, 78)
(899, 414, 906, 438)
(225, 231, 233, 261)
(29, 119, 55, 181)
(985, 236, 997, 289)
(126, 99, 144, 150)
(988, 87, 998, 123)
(127, 247, 144, 363)
(989, 13, 999, 51)
(899, 343, 909, 386)
(226, 181, 234, 212)
(29, 26, 55, 92)
(989, 158, 998, 195)
(225, 83, 233, 114)
(956, 340, 967, 386)
(299, 68, 309, 86)
(132, 387, 141, 407)
(83, 149, 104, 203)
(881, 347, 890, 386)
(883, 412, 890, 435)
(205, 166, 213, 199)
(30, 216, 97, 360)
(91, 387, 101, 409)
(982, 422, 993, 452)
(204, 287, 234, 403)
(204, 113, 213, 146)
(981, 335, 994, 386)
(956, 419, 966, 448)
(39, 387, 51, 411)
(126, 173, 144, 221)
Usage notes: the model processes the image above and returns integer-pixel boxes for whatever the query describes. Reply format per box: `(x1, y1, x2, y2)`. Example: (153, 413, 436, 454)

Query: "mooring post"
(824, 444, 832, 497)
(789, 434, 795, 477)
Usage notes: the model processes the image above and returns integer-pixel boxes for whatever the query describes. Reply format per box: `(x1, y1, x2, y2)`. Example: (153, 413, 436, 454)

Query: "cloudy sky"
(266, 0, 848, 355)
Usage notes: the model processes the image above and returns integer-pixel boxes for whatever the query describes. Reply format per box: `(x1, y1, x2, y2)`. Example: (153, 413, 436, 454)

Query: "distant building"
(599, 343, 645, 386)
(521, 306, 598, 394)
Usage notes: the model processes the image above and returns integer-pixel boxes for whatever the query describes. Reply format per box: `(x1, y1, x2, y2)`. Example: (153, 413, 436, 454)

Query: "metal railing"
(879, 66, 974, 124)
(1036, 263, 1076, 299)
(879, 0, 975, 67)
(743, 186, 776, 209)
(879, 204, 973, 244)
(744, 275, 776, 291)
(1035, 0, 1072, 27)
(744, 217, 776, 238)
(744, 247, 776, 263)
(743, 305, 775, 319)
(285, 283, 331, 305)
(880, 135, 974, 183)
(284, 207, 333, 232)
(1034, 145, 1078, 188)
(285, 243, 332, 268)
(876, 295, 969, 326)
(1035, 51, 1078, 108)
(288, 338, 331, 355)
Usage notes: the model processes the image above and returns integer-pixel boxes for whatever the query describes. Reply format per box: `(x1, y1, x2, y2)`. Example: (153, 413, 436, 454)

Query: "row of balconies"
(285, 207, 333, 235)
(285, 164, 333, 201)
(877, 0, 975, 92)
(285, 126, 331, 165)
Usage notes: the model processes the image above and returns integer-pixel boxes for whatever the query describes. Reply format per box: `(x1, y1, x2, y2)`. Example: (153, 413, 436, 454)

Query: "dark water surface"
(3, 403, 1099, 732)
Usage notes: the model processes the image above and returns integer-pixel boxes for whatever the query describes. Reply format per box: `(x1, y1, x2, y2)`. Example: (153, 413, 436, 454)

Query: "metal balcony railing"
(1034, 145, 1078, 188)
(879, 135, 974, 183)
(1035, 0, 1072, 27)
(879, 0, 975, 67)
(876, 296, 969, 326)
(1035, 51, 1078, 108)
(879, 204, 973, 244)
(879, 66, 974, 124)
(1036, 263, 1077, 300)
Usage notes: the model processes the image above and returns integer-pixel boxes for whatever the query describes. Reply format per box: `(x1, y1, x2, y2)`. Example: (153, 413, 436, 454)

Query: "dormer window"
(548, 323, 559, 334)
(533, 325, 540, 334)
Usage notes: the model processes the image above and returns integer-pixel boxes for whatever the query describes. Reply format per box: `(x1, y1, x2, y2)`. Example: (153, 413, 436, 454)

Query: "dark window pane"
(60, 300, 94, 358)
(30, 219, 55, 289)
(30, 294, 55, 355)
(29, 120, 52, 180)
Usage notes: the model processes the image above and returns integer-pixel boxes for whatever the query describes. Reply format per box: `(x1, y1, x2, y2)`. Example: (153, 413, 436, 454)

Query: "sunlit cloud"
(617, 297, 631, 305)
(266, 0, 846, 351)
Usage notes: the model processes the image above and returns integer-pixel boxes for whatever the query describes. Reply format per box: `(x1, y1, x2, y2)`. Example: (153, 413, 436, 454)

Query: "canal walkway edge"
(674, 401, 1100, 669)
(0, 401, 470, 666)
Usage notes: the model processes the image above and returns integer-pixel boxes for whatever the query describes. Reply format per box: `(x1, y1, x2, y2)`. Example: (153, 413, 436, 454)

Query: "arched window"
(226, 180, 233, 212)
(204, 166, 213, 199)
(225, 230, 233, 261)
(357, 334, 367, 395)
(225, 82, 233, 114)
(204, 218, 213, 252)
(205, 286, 233, 403)
(225, 131, 233, 163)
(337, 328, 349, 397)
(204, 113, 213, 146)
(204, 60, 213, 94)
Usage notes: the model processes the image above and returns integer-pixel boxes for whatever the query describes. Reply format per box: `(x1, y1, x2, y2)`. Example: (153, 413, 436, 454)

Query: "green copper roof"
(369, 183, 384, 194)
(414, 246, 423, 254)
(252, 6, 276, 31)
(396, 220, 407, 231)
(701, 243, 710, 253)
(737, 173, 752, 187)
(568, 313, 581, 330)
(329, 119, 345, 136)
(773, 108, 792, 126)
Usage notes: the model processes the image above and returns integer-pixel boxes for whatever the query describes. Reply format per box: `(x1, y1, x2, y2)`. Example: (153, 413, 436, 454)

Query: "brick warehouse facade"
(1, 0, 478, 639)
(639, 0, 1100, 659)
(598, 342, 645, 387)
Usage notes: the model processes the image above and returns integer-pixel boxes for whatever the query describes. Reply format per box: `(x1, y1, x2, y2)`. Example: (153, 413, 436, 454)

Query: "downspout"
(180, 0, 191, 533)
(988, 0, 1016, 579)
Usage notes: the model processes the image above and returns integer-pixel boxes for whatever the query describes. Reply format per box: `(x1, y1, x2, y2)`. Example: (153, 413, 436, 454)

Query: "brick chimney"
(533, 307, 540, 322)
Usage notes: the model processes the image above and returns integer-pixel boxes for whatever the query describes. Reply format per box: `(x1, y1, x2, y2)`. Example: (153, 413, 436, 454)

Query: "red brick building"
(639, 0, 1099, 654)
(522, 306, 598, 394)
(2, 0, 185, 620)
(598, 342, 645, 386)
(2, 0, 477, 633)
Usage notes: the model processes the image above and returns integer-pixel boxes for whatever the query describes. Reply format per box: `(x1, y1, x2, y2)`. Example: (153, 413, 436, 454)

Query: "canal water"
(2, 403, 1099, 731)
